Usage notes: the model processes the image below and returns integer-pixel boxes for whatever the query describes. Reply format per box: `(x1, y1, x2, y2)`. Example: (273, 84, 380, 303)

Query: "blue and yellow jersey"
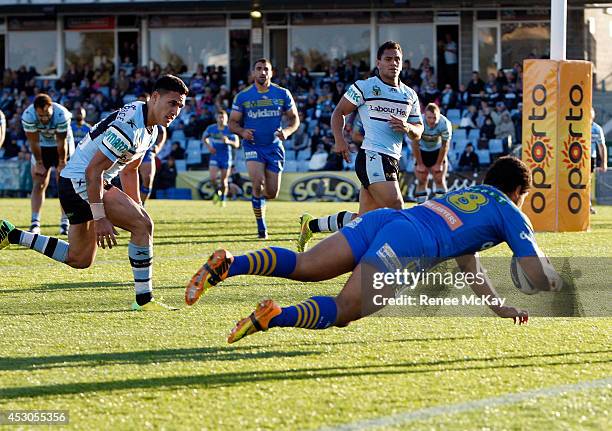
(591, 122, 605, 159)
(344, 76, 421, 159)
(418, 114, 452, 152)
(406, 185, 541, 258)
(71, 122, 92, 145)
(22, 102, 74, 148)
(203, 124, 238, 160)
(231, 83, 295, 147)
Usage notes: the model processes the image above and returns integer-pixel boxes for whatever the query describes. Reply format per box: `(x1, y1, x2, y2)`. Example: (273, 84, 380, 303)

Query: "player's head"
(150, 75, 188, 127)
(33, 94, 53, 125)
(483, 156, 532, 207)
(252, 58, 272, 87)
(591, 107, 596, 122)
(376, 41, 402, 83)
(216, 110, 228, 126)
(73, 107, 86, 123)
(424, 103, 440, 127)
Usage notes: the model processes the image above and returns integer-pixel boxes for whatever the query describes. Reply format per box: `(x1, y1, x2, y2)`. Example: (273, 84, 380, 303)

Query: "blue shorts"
(210, 156, 232, 170)
(142, 148, 154, 163)
(340, 208, 437, 273)
(243, 143, 284, 173)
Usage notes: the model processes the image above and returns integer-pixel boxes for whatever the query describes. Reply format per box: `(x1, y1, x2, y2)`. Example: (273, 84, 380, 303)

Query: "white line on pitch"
(319, 377, 612, 431)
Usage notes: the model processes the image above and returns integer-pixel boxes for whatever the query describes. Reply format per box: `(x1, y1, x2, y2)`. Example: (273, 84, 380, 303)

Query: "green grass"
(0, 199, 610, 430)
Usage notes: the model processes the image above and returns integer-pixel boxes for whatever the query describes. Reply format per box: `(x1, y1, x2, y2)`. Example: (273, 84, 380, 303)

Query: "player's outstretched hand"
(241, 129, 255, 141)
(495, 305, 529, 324)
(333, 139, 352, 163)
(94, 218, 118, 249)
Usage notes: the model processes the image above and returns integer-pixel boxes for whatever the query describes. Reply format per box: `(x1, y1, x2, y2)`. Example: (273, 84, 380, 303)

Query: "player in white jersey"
(21, 94, 75, 235)
(413, 103, 453, 203)
(297, 41, 423, 252)
(1, 75, 188, 311)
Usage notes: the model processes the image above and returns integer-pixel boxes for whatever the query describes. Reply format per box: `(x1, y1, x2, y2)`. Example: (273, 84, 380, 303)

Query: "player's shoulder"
(236, 84, 255, 99)
(592, 122, 604, 133)
(52, 103, 71, 121)
(205, 123, 216, 133)
(22, 104, 36, 120)
(113, 101, 144, 128)
(398, 81, 418, 99)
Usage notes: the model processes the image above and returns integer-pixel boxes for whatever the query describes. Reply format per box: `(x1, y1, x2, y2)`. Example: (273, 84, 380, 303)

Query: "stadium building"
(0, 0, 610, 93)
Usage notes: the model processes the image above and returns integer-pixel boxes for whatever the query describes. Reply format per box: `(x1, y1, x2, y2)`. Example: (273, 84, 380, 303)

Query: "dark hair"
(252, 58, 271, 69)
(33, 94, 52, 110)
(377, 41, 402, 60)
(153, 75, 189, 96)
(483, 156, 532, 195)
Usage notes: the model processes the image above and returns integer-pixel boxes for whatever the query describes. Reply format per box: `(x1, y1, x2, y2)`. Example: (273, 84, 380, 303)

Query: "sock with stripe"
(433, 185, 447, 198)
(252, 196, 267, 232)
(7, 228, 69, 263)
(31, 212, 40, 228)
(309, 211, 356, 233)
(128, 242, 153, 305)
(269, 296, 337, 329)
(228, 246, 296, 277)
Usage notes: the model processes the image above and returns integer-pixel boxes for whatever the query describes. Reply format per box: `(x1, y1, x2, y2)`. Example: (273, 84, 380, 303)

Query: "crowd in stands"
(0, 55, 527, 195)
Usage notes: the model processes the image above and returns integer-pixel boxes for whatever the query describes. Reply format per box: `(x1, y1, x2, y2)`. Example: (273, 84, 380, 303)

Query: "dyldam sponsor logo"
(561, 83, 589, 214)
(526, 83, 554, 214)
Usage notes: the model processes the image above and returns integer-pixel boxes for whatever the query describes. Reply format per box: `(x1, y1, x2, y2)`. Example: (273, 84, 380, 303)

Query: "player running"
(186, 157, 563, 343)
(22, 94, 76, 235)
(413, 103, 452, 203)
(139, 125, 167, 203)
(229, 58, 300, 239)
(203, 110, 239, 206)
(1, 75, 188, 311)
(297, 41, 423, 252)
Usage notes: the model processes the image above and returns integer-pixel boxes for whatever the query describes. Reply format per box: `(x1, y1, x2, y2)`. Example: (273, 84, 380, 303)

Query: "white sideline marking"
(319, 377, 612, 431)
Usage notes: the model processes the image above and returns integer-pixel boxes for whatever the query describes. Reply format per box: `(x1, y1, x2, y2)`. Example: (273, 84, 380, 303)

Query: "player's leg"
(219, 166, 230, 206)
(186, 208, 394, 305)
(227, 214, 415, 343)
(209, 163, 220, 203)
(102, 186, 170, 308)
(263, 169, 281, 199)
(432, 158, 449, 198)
(2, 177, 97, 269)
(139, 160, 155, 203)
(246, 159, 268, 238)
(30, 158, 52, 233)
(55, 169, 70, 235)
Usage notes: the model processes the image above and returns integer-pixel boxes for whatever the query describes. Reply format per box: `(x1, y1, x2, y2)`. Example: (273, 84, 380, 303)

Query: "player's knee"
(68, 254, 95, 269)
(264, 188, 279, 199)
(334, 296, 361, 326)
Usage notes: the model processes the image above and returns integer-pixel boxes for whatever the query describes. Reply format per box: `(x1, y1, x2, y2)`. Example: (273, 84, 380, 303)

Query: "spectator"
(480, 116, 496, 142)
(495, 112, 516, 147)
(440, 84, 457, 112)
(308, 143, 329, 171)
(490, 101, 508, 126)
(443, 33, 458, 88)
(184, 115, 201, 139)
(155, 157, 178, 190)
(458, 143, 480, 172)
(170, 141, 185, 160)
(291, 111, 310, 157)
(456, 83, 470, 110)
(108, 87, 123, 110)
(116, 69, 131, 95)
(466, 71, 485, 98)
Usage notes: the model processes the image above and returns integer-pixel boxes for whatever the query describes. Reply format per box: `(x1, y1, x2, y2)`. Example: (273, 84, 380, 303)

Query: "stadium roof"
(0, 0, 603, 12)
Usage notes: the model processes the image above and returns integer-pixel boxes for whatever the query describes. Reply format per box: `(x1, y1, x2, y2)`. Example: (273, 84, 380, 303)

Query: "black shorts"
(420, 149, 441, 168)
(58, 177, 114, 225)
(36, 147, 60, 169)
(355, 149, 399, 188)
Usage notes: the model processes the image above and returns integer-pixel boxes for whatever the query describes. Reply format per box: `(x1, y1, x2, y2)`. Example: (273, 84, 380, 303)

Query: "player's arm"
(455, 253, 528, 323)
(0, 112, 6, 148)
(55, 131, 68, 171)
(228, 133, 240, 148)
(389, 116, 424, 141)
(85, 150, 117, 249)
(598, 142, 608, 171)
(120, 156, 144, 204)
(411, 139, 425, 167)
(201, 131, 215, 154)
(276, 104, 300, 141)
(515, 256, 563, 292)
(25, 131, 46, 176)
(229, 110, 254, 141)
(435, 119, 452, 167)
(331, 98, 358, 162)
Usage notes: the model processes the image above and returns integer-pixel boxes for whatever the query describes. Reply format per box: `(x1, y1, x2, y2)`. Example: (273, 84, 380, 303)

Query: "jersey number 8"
(447, 191, 488, 213)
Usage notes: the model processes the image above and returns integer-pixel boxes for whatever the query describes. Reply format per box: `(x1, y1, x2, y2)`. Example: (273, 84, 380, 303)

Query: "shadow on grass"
(0, 349, 609, 399)
(0, 281, 132, 295)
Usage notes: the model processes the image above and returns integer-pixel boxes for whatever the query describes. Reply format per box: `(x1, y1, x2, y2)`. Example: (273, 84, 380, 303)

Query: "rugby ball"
(509, 256, 541, 295)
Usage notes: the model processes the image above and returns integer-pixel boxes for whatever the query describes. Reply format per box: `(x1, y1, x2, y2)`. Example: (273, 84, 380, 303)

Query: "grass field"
(0, 198, 610, 430)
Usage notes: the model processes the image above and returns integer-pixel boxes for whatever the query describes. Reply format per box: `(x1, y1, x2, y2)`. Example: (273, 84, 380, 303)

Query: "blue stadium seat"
(488, 139, 505, 154)
(171, 130, 186, 141)
(297, 150, 311, 161)
(446, 109, 461, 125)
(468, 128, 480, 141)
(175, 159, 187, 172)
(476, 150, 491, 165)
(166, 188, 192, 200)
(285, 150, 296, 161)
(453, 139, 469, 154)
(285, 160, 298, 172)
(453, 128, 467, 141)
